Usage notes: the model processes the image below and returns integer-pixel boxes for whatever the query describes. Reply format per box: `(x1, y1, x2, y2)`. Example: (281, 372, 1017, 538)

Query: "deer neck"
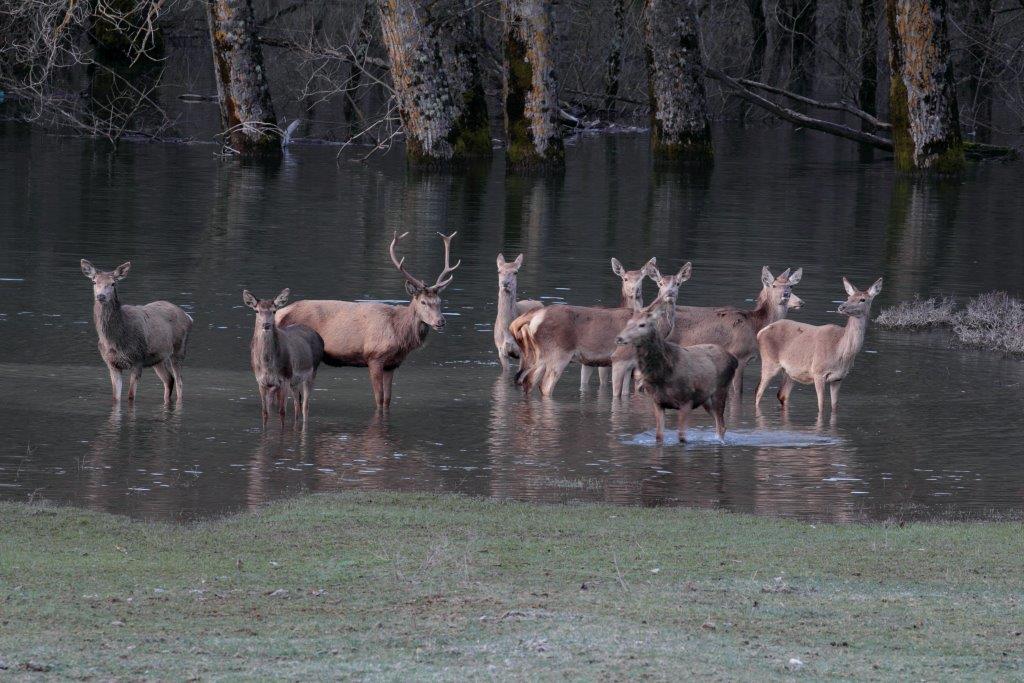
(251, 323, 282, 369)
(400, 303, 430, 349)
(496, 282, 517, 327)
(621, 289, 642, 311)
(634, 331, 674, 384)
(838, 314, 869, 361)
(94, 292, 129, 344)
(749, 289, 783, 331)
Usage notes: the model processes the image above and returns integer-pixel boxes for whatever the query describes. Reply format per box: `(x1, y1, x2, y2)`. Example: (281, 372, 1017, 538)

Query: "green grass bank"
(1, 492, 1022, 680)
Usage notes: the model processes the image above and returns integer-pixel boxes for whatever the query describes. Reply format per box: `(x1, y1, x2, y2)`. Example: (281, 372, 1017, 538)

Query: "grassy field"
(1, 492, 1022, 680)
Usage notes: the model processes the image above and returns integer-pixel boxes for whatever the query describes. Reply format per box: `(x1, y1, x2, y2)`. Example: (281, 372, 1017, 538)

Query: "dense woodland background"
(2, 0, 1022, 170)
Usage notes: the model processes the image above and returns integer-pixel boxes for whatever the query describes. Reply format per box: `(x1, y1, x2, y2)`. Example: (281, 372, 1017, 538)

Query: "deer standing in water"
(511, 257, 657, 395)
(243, 289, 324, 425)
(616, 296, 738, 443)
(80, 260, 192, 404)
(611, 266, 803, 398)
(494, 253, 544, 371)
(755, 277, 883, 415)
(276, 232, 459, 408)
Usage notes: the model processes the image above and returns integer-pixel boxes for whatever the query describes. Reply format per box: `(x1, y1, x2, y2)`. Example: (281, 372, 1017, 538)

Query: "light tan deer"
(512, 257, 657, 395)
(755, 277, 883, 414)
(80, 260, 192, 404)
(276, 232, 459, 408)
(494, 253, 544, 371)
(612, 266, 803, 398)
(615, 296, 738, 443)
(243, 289, 324, 426)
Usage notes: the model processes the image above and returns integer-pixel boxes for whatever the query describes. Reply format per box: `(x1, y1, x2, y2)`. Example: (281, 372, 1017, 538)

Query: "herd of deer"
(80, 233, 883, 442)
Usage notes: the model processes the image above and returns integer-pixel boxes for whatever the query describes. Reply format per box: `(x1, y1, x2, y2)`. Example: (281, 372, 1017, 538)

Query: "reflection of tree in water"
(884, 177, 960, 302)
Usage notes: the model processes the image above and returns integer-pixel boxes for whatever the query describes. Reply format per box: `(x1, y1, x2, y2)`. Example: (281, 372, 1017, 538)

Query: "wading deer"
(612, 266, 803, 398)
(494, 253, 544, 371)
(243, 289, 324, 425)
(276, 232, 460, 408)
(755, 277, 883, 415)
(615, 297, 738, 443)
(512, 257, 657, 395)
(80, 260, 192, 404)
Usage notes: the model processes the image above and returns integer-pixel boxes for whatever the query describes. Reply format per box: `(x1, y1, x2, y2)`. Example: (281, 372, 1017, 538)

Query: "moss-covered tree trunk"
(205, 0, 280, 156)
(377, 0, 491, 165)
(642, 0, 712, 163)
(887, 0, 964, 172)
(503, 0, 563, 169)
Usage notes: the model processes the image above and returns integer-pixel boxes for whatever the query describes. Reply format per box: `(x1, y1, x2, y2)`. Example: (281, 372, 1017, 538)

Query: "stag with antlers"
(276, 231, 460, 408)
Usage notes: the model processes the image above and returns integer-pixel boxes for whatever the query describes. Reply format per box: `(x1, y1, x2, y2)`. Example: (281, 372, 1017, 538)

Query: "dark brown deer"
(80, 260, 192, 404)
(276, 231, 459, 408)
(495, 253, 543, 371)
(755, 277, 883, 415)
(612, 266, 803, 398)
(511, 257, 657, 395)
(615, 297, 738, 443)
(244, 289, 324, 425)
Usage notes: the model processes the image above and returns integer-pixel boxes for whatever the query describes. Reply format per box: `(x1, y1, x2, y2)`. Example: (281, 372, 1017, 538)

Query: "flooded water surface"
(2, 124, 1023, 522)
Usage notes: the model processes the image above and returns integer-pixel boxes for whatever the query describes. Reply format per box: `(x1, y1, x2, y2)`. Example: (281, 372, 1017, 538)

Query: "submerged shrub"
(875, 296, 957, 330)
(953, 292, 1024, 355)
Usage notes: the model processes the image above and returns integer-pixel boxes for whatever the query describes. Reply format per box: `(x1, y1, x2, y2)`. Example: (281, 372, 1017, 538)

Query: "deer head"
(496, 253, 524, 294)
(81, 259, 131, 304)
(611, 257, 657, 309)
(244, 289, 290, 331)
(761, 266, 804, 314)
(837, 277, 883, 318)
(615, 296, 677, 346)
(390, 231, 460, 331)
(646, 262, 693, 305)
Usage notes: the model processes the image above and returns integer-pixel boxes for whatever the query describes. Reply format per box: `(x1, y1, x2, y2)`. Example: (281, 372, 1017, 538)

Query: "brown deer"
(243, 289, 324, 425)
(611, 266, 803, 398)
(615, 296, 738, 443)
(512, 257, 657, 395)
(755, 277, 883, 415)
(494, 253, 544, 371)
(275, 231, 459, 408)
(80, 260, 192, 404)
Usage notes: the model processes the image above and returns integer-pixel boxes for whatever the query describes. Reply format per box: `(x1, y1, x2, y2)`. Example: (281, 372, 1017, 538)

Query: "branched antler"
(388, 231, 426, 290)
(434, 232, 460, 289)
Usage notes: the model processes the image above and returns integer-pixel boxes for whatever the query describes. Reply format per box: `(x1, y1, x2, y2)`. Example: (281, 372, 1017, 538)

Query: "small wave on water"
(623, 428, 842, 448)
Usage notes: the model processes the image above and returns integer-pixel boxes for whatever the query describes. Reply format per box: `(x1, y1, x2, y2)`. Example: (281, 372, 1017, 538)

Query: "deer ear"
(842, 277, 857, 296)
(868, 278, 883, 297)
(242, 290, 259, 310)
(787, 267, 803, 285)
(676, 262, 692, 283)
(512, 253, 523, 269)
(273, 288, 290, 309)
(644, 260, 661, 279)
(496, 253, 506, 268)
(404, 281, 421, 297)
(761, 266, 774, 288)
(610, 258, 625, 277)
(113, 262, 131, 281)
(81, 259, 97, 280)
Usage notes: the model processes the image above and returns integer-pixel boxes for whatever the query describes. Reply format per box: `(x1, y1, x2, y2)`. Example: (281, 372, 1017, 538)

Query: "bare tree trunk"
(377, 0, 491, 165)
(205, 0, 279, 156)
(779, 0, 817, 94)
(740, 0, 768, 123)
(643, 0, 712, 163)
(343, 0, 376, 138)
(503, 0, 563, 168)
(603, 0, 626, 115)
(961, 0, 993, 143)
(887, 0, 964, 171)
(858, 0, 878, 118)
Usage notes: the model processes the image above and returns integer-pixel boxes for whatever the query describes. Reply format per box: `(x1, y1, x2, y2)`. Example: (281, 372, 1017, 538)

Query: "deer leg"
(108, 367, 124, 403)
(579, 365, 593, 389)
(676, 405, 691, 443)
(813, 376, 827, 415)
(541, 355, 572, 397)
(755, 360, 781, 407)
(302, 379, 313, 421)
(829, 380, 842, 413)
(611, 362, 628, 398)
(126, 366, 142, 402)
(168, 359, 184, 404)
(153, 362, 173, 404)
(730, 357, 748, 398)
(258, 385, 270, 426)
(598, 367, 610, 386)
(291, 385, 302, 425)
(498, 347, 511, 372)
(633, 368, 645, 394)
(368, 362, 385, 407)
(278, 386, 287, 424)
(382, 369, 395, 408)
(712, 391, 728, 442)
(653, 404, 666, 443)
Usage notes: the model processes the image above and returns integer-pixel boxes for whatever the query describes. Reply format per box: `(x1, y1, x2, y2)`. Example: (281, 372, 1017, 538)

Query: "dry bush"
(953, 292, 1024, 355)
(875, 296, 957, 330)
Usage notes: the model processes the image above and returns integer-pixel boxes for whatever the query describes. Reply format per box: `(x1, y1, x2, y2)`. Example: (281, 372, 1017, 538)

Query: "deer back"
(531, 305, 634, 364)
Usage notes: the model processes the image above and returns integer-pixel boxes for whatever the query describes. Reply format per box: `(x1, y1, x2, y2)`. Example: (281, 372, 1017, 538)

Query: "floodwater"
(2, 123, 1023, 522)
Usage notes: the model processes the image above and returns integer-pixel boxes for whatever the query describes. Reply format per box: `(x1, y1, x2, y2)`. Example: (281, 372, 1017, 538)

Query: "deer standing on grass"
(243, 289, 324, 426)
(511, 257, 657, 395)
(494, 253, 544, 371)
(80, 260, 192, 404)
(755, 277, 883, 415)
(276, 232, 460, 408)
(612, 266, 803, 398)
(615, 296, 738, 443)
